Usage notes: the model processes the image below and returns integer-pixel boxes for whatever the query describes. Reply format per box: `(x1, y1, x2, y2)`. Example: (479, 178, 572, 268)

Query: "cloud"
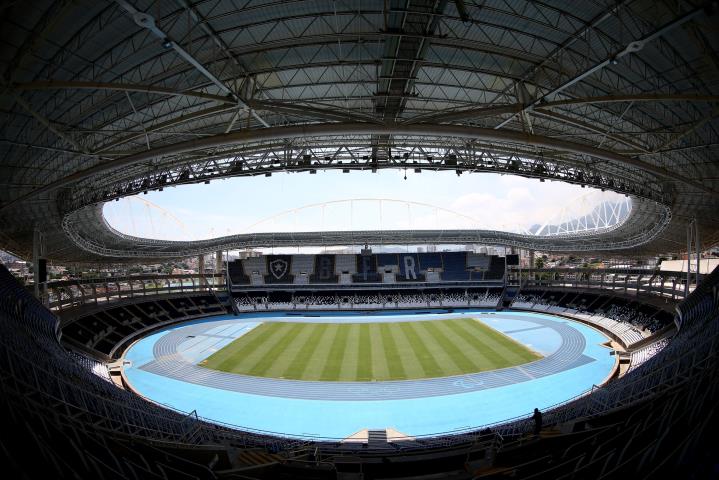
(103, 172, 625, 241)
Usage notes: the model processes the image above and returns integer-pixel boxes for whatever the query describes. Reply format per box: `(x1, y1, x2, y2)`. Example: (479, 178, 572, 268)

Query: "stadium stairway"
(243, 257, 268, 276)
(367, 430, 390, 450)
(291, 255, 315, 284)
(234, 448, 284, 468)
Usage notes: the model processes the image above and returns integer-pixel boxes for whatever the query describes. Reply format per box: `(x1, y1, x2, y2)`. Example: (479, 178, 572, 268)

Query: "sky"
(103, 170, 624, 244)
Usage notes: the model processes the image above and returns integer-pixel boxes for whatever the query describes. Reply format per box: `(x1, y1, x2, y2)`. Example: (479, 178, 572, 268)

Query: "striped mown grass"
(199, 318, 541, 381)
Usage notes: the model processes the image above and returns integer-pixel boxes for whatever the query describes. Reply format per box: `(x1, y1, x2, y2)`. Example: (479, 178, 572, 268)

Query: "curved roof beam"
(62, 199, 672, 259)
(530, 109, 650, 153)
(10, 81, 234, 104)
(405, 95, 719, 125)
(114, 0, 269, 128)
(494, 4, 709, 129)
(2, 122, 715, 214)
(93, 104, 237, 153)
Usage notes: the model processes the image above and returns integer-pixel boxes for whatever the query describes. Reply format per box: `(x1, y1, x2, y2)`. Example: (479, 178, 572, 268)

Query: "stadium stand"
(310, 254, 338, 283)
(354, 254, 380, 283)
(418, 252, 443, 270)
(3, 3, 718, 477)
(628, 338, 670, 372)
(263, 255, 294, 284)
(484, 255, 506, 280)
(290, 254, 314, 284)
(227, 260, 250, 285)
(467, 252, 491, 271)
(61, 294, 228, 357)
(397, 253, 425, 282)
(440, 252, 470, 281)
(332, 255, 355, 285)
(334, 254, 357, 275)
(232, 287, 504, 311)
(512, 288, 676, 349)
(228, 252, 509, 287)
(243, 256, 267, 286)
(376, 253, 399, 279)
(1, 263, 719, 478)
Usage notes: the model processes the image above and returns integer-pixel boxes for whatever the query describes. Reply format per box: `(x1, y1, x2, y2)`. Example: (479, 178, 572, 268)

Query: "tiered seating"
(467, 253, 490, 270)
(238, 288, 507, 311)
(61, 294, 226, 356)
(290, 254, 314, 284)
(334, 255, 357, 275)
(591, 315, 644, 346)
(567, 292, 598, 311)
(234, 294, 264, 311)
(232, 252, 510, 286)
(512, 288, 675, 347)
(354, 254, 380, 283)
(418, 252, 443, 270)
(468, 254, 492, 281)
(469, 288, 502, 307)
(484, 255, 506, 280)
(264, 255, 294, 284)
(442, 291, 468, 307)
(1, 263, 719, 479)
(243, 256, 267, 285)
(70, 351, 112, 382)
(376, 254, 399, 273)
(228, 259, 250, 285)
(440, 252, 469, 281)
(0, 265, 303, 477)
(395, 293, 427, 307)
(352, 292, 385, 308)
(420, 254, 443, 282)
(334, 254, 357, 285)
(397, 253, 425, 281)
(310, 254, 338, 283)
(629, 338, 670, 372)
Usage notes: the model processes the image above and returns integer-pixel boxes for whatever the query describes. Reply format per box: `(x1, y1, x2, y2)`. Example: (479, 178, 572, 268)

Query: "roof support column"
(686, 220, 693, 299)
(198, 254, 206, 286)
(215, 250, 223, 274)
(696, 219, 701, 283)
(32, 227, 45, 301)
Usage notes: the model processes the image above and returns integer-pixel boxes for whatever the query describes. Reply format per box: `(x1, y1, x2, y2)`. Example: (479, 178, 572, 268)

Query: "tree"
(534, 257, 545, 269)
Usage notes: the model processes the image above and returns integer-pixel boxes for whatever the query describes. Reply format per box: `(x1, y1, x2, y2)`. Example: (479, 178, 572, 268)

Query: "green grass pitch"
(199, 318, 542, 381)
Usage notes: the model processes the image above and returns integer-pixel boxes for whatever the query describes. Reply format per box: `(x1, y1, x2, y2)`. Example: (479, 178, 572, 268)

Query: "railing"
(230, 278, 505, 291)
(235, 295, 502, 312)
(509, 268, 694, 300)
(43, 273, 225, 311)
(41, 268, 693, 312)
(45, 274, 506, 312)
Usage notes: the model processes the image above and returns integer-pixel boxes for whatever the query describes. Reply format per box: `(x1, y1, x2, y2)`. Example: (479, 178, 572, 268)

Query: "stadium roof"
(1, 0, 718, 262)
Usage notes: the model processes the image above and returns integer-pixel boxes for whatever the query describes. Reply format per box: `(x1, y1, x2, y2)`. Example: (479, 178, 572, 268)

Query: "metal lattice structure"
(1, 0, 718, 262)
(532, 191, 632, 236)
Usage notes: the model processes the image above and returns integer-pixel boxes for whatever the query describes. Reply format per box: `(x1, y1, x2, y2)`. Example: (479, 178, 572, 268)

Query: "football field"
(200, 318, 541, 381)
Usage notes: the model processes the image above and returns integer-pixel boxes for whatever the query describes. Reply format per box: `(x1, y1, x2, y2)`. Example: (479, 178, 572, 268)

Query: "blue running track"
(123, 310, 616, 440)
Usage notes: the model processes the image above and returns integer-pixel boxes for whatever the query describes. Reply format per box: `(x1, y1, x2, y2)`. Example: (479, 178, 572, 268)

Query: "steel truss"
(63, 135, 671, 211)
(60, 200, 672, 258)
